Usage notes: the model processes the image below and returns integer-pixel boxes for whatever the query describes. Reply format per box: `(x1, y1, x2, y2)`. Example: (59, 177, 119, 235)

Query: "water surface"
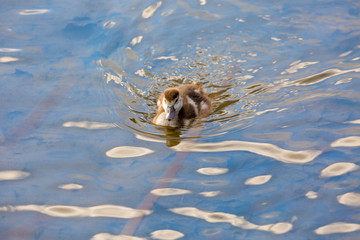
(1, 0, 360, 239)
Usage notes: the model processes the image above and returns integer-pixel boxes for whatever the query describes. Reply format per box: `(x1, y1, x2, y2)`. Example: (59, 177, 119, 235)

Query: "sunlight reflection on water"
(170, 207, 293, 234)
(0, 170, 30, 181)
(0, 204, 151, 219)
(173, 140, 321, 164)
(1, 0, 360, 239)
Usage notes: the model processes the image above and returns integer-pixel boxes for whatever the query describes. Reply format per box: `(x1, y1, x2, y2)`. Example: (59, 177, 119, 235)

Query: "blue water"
(1, 0, 360, 239)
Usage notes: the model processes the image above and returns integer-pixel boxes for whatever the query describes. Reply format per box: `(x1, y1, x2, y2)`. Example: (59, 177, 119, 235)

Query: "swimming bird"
(152, 83, 211, 127)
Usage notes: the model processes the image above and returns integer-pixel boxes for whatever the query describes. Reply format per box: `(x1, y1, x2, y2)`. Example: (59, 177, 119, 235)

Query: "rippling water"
(1, 0, 360, 239)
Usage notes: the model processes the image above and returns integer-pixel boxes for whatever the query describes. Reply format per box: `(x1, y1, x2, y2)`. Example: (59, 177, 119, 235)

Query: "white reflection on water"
(106, 146, 154, 158)
(62, 121, 115, 129)
(199, 191, 221, 197)
(103, 20, 116, 29)
(142, 1, 162, 19)
(305, 191, 318, 199)
(0, 56, 20, 63)
(174, 140, 321, 164)
(281, 67, 360, 87)
(0, 48, 22, 52)
(337, 192, 360, 207)
(347, 119, 360, 124)
(150, 229, 184, 240)
(91, 233, 145, 240)
(245, 175, 272, 185)
(0, 170, 30, 181)
(58, 183, 83, 190)
(170, 207, 292, 234)
(320, 162, 359, 178)
(150, 188, 191, 196)
(331, 136, 360, 147)
(197, 167, 228, 176)
(19, 9, 50, 15)
(314, 222, 360, 235)
(0, 204, 151, 219)
(281, 60, 319, 75)
(335, 78, 352, 85)
(130, 36, 143, 46)
(155, 56, 179, 61)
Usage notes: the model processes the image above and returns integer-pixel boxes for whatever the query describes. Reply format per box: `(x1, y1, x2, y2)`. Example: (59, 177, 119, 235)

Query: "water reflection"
(106, 146, 154, 158)
(170, 207, 292, 234)
(245, 175, 272, 185)
(337, 192, 360, 207)
(331, 136, 360, 147)
(305, 191, 318, 199)
(142, 1, 162, 19)
(277, 67, 360, 89)
(130, 36, 143, 46)
(150, 188, 191, 196)
(196, 180, 229, 186)
(347, 119, 360, 124)
(197, 156, 227, 163)
(0, 170, 30, 181)
(0, 204, 151, 219)
(157, 127, 182, 147)
(0, 56, 20, 63)
(200, 228, 223, 236)
(0, 48, 22, 52)
(325, 179, 360, 190)
(150, 229, 184, 240)
(281, 60, 319, 75)
(18, 9, 50, 15)
(62, 121, 115, 130)
(177, 0, 221, 20)
(314, 222, 360, 235)
(197, 167, 228, 176)
(91, 233, 145, 240)
(174, 140, 321, 164)
(58, 183, 83, 190)
(320, 162, 359, 178)
(199, 191, 220, 197)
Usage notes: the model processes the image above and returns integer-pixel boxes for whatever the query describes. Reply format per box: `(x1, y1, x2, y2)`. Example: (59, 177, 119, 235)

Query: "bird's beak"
(166, 106, 175, 121)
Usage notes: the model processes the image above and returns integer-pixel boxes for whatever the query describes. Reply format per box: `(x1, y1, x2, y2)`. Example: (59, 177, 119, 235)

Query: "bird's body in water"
(152, 83, 211, 128)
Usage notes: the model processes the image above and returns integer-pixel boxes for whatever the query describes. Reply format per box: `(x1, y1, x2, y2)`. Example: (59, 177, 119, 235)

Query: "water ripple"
(331, 136, 360, 147)
(91, 233, 145, 240)
(106, 146, 154, 158)
(174, 140, 321, 164)
(170, 207, 292, 234)
(197, 167, 228, 175)
(150, 229, 184, 240)
(337, 192, 360, 207)
(150, 188, 191, 196)
(58, 183, 83, 190)
(0, 170, 30, 181)
(0, 56, 20, 63)
(62, 121, 115, 130)
(19, 9, 50, 15)
(0, 204, 151, 219)
(142, 1, 162, 19)
(320, 162, 359, 178)
(314, 222, 360, 235)
(245, 175, 272, 185)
